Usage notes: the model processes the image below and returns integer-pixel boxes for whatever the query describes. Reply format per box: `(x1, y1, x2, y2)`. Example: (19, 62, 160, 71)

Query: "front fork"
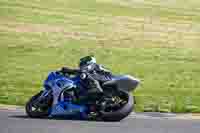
(30, 89, 52, 109)
(38, 89, 52, 100)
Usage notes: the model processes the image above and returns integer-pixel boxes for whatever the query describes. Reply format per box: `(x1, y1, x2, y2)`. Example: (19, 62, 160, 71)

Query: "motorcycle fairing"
(43, 72, 88, 118)
(44, 72, 75, 104)
(49, 101, 88, 119)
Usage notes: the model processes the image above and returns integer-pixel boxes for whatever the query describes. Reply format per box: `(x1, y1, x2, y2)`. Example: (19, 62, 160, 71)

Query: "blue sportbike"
(26, 60, 139, 121)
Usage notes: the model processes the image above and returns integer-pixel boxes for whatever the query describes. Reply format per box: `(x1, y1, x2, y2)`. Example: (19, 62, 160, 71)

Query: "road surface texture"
(0, 108, 200, 133)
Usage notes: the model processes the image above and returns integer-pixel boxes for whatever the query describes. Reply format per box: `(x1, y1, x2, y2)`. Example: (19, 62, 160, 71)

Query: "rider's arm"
(95, 64, 111, 73)
(59, 67, 80, 75)
(94, 64, 112, 76)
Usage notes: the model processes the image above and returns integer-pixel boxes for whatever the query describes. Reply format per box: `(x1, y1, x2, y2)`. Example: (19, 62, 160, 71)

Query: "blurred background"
(1, 0, 200, 112)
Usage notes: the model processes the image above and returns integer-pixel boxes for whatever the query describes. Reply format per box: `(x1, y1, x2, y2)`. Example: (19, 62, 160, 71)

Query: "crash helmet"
(79, 55, 96, 68)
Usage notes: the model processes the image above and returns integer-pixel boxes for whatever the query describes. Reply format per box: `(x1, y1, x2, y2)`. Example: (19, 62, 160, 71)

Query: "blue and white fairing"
(43, 72, 88, 118)
(43, 72, 75, 104)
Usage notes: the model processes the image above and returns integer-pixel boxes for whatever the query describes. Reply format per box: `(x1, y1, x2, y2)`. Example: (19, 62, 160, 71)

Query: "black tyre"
(100, 90, 134, 121)
(25, 91, 52, 118)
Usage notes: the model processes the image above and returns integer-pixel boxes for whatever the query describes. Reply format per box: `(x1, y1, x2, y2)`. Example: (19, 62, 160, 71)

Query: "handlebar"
(59, 64, 98, 80)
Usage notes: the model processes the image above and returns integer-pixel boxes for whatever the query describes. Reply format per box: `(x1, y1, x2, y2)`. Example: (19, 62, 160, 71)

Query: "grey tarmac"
(0, 108, 200, 133)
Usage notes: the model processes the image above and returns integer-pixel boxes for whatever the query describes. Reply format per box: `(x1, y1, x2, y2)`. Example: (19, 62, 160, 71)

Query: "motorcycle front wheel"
(25, 91, 52, 118)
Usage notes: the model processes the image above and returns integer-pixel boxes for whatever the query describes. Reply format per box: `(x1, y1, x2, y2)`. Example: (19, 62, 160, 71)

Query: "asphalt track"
(1, 108, 200, 133)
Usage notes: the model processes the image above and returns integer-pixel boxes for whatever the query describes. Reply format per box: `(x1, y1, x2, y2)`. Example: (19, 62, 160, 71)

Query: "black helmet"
(79, 56, 96, 67)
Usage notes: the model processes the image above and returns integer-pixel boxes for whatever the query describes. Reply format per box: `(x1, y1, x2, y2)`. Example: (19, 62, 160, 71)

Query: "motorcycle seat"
(102, 75, 122, 88)
(102, 75, 139, 91)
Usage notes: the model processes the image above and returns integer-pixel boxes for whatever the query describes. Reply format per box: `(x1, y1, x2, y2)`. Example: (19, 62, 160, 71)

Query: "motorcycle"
(26, 65, 140, 121)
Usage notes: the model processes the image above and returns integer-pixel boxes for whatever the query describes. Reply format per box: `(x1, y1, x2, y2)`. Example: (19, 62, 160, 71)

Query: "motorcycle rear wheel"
(100, 90, 134, 121)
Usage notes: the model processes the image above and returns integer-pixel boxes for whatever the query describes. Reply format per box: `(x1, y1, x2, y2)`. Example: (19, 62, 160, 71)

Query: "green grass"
(1, 0, 200, 112)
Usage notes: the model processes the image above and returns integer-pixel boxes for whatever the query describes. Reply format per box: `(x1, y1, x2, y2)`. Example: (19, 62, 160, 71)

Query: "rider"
(60, 56, 113, 96)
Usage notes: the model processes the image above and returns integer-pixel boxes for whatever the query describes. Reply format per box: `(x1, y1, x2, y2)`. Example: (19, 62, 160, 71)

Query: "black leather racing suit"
(83, 63, 113, 94)
(87, 63, 112, 83)
(60, 63, 113, 95)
